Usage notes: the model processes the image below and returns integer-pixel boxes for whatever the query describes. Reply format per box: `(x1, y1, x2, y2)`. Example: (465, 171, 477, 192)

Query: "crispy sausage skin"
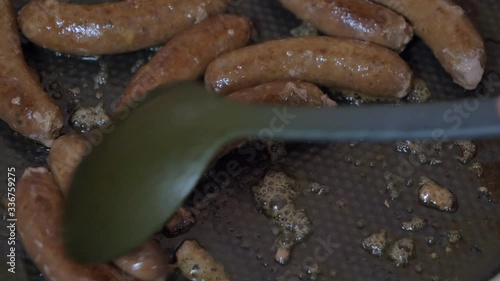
(18, 0, 230, 56)
(115, 14, 252, 112)
(17, 168, 125, 281)
(279, 0, 413, 52)
(0, 0, 63, 147)
(205, 37, 413, 98)
(371, 0, 485, 90)
(48, 135, 90, 196)
(227, 81, 337, 106)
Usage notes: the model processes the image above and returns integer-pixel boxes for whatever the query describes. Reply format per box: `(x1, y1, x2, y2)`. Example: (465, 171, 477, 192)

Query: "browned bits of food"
(113, 239, 172, 281)
(388, 237, 415, 267)
(447, 230, 462, 244)
(385, 173, 403, 200)
(205, 36, 414, 98)
(176, 240, 230, 281)
(454, 140, 477, 164)
(301, 180, 330, 196)
(401, 216, 427, 231)
(0, 0, 63, 147)
(395, 140, 443, 165)
(371, 0, 485, 90)
(469, 162, 483, 179)
(227, 81, 337, 106)
(18, 0, 230, 56)
(303, 259, 321, 280)
(115, 14, 252, 112)
(165, 207, 196, 237)
(418, 176, 457, 213)
(48, 135, 90, 196)
(430, 252, 439, 260)
(279, 0, 414, 52)
(17, 168, 123, 281)
(361, 229, 389, 257)
(252, 170, 312, 265)
(70, 102, 111, 133)
(406, 78, 432, 103)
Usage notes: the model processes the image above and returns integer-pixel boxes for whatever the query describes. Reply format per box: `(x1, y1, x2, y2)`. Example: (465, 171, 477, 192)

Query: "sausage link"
(115, 14, 252, 112)
(205, 36, 413, 98)
(48, 135, 90, 196)
(371, 0, 485, 90)
(227, 81, 337, 107)
(17, 168, 125, 281)
(113, 239, 172, 281)
(279, 0, 413, 52)
(18, 0, 230, 55)
(0, 0, 63, 147)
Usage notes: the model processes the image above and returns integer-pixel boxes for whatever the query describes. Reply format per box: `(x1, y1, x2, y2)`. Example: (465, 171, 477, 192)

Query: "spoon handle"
(234, 97, 500, 142)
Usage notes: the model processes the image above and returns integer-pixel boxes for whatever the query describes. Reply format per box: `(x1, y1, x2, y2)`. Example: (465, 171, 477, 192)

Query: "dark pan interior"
(1, 0, 500, 281)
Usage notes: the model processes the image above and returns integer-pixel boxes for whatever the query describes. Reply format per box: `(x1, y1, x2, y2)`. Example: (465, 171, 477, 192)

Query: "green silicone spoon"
(64, 82, 500, 263)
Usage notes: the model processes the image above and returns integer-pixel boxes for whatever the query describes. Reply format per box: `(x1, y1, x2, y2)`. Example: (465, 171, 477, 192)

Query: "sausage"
(48, 135, 90, 196)
(278, 0, 413, 52)
(205, 36, 413, 99)
(113, 239, 172, 281)
(0, 0, 63, 147)
(227, 81, 337, 107)
(176, 240, 230, 281)
(17, 167, 125, 281)
(18, 0, 230, 56)
(115, 14, 252, 112)
(370, 0, 485, 90)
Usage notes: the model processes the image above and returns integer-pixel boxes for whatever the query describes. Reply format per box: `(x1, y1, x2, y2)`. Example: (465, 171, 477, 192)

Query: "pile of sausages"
(3, 0, 486, 280)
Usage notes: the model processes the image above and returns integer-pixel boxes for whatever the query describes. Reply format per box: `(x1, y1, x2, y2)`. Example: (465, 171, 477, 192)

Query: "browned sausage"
(205, 36, 413, 98)
(113, 239, 172, 281)
(371, 0, 485, 90)
(0, 0, 63, 147)
(48, 135, 91, 196)
(18, 0, 230, 56)
(17, 167, 125, 281)
(227, 81, 337, 107)
(115, 14, 252, 112)
(278, 0, 413, 52)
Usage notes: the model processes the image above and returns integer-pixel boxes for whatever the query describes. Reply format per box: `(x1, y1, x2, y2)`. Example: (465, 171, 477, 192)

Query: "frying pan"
(1, 0, 500, 280)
